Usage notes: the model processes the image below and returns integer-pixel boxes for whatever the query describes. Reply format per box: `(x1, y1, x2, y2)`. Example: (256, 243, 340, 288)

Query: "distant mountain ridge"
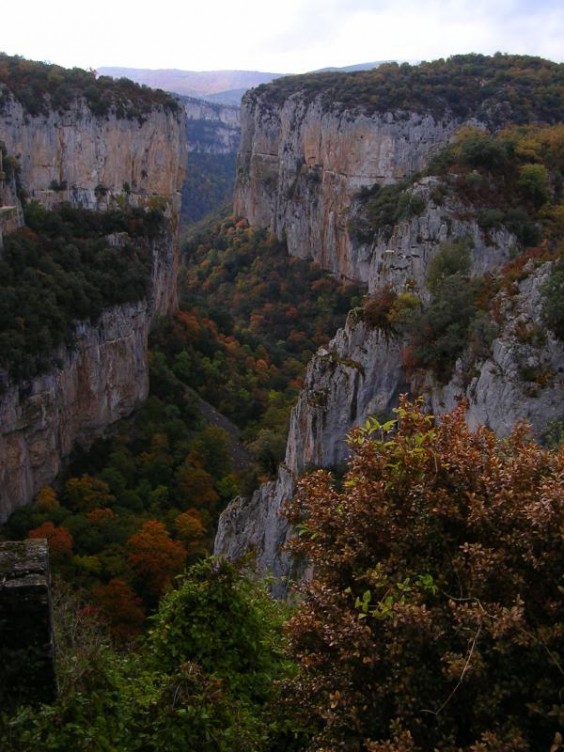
(96, 62, 392, 105)
(96, 67, 285, 104)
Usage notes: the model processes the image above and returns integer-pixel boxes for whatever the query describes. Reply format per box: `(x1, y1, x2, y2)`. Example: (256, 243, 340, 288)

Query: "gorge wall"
(183, 96, 240, 154)
(181, 96, 240, 224)
(0, 87, 186, 521)
(0, 93, 184, 220)
(216, 68, 564, 589)
(234, 92, 461, 283)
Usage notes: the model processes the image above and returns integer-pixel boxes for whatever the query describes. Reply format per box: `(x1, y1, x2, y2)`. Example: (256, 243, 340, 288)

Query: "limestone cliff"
(0, 78, 186, 521)
(216, 59, 564, 585)
(183, 96, 240, 154)
(0, 303, 150, 521)
(234, 95, 459, 282)
(0, 92, 185, 223)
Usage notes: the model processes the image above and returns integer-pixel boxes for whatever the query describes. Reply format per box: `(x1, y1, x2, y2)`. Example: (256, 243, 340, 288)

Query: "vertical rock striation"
(0, 92, 186, 521)
(234, 92, 461, 281)
(0, 94, 186, 217)
(217, 89, 564, 586)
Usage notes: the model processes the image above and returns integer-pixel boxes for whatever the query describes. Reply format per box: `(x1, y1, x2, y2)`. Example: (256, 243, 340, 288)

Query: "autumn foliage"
(282, 398, 564, 751)
(92, 577, 145, 642)
(126, 519, 187, 600)
(28, 521, 73, 561)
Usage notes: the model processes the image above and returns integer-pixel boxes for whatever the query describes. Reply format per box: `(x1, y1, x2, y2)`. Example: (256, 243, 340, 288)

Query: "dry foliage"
(282, 397, 564, 751)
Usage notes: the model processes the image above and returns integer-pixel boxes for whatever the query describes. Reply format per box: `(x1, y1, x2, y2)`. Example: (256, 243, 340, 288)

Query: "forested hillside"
(1, 214, 360, 637)
(251, 53, 564, 124)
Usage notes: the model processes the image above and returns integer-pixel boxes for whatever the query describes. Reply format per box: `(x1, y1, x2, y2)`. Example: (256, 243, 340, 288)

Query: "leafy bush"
(542, 256, 564, 339)
(402, 240, 479, 380)
(425, 238, 472, 294)
(354, 182, 426, 241)
(282, 399, 564, 751)
(0, 562, 292, 752)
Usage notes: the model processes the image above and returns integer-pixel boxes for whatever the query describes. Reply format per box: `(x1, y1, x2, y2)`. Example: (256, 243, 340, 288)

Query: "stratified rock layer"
(234, 94, 461, 281)
(0, 93, 186, 520)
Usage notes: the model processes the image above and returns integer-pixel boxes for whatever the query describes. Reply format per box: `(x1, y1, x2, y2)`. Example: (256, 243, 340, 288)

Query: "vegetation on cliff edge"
(0, 52, 181, 118)
(250, 53, 564, 127)
(0, 201, 164, 383)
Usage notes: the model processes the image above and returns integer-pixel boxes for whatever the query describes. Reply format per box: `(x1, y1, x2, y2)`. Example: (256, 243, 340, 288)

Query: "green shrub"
(541, 256, 564, 339)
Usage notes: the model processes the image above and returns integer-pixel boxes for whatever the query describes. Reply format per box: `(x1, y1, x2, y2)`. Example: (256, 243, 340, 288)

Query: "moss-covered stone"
(0, 539, 56, 709)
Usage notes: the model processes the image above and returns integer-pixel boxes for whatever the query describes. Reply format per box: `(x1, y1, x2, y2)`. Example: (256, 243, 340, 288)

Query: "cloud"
(1, 0, 562, 72)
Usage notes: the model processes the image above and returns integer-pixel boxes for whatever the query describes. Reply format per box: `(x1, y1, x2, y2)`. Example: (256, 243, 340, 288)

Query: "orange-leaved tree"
(92, 577, 146, 643)
(126, 520, 186, 603)
(282, 397, 564, 752)
(28, 521, 73, 561)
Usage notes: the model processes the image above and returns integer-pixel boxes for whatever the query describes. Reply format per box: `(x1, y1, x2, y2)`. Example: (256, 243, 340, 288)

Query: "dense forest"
(250, 53, 564, 127)
(0, 53, 180, 117)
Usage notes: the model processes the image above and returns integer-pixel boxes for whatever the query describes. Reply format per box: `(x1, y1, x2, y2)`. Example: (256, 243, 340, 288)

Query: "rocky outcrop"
(234, 93, 462, 279)
(350, 177, 515, 293)
(431, 263, 564, 437)
(0, 93, 186, 218)
(0, 91, 186, 520)
(0, 302, 150, 521)
(214, 466, 297, 596)
(214, 317, 406, 594)
(183, 96, 240, 154)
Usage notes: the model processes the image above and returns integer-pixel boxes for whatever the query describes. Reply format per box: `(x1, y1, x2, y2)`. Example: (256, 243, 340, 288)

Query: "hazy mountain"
(313, 59, 414, 72)
(96, 67, 285, 103)
(96, 63, 402, 105)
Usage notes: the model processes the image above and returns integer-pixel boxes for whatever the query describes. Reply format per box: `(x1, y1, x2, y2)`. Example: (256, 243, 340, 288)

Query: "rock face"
(216, 90, 564, 589)
(184, 96, 240, 154)
(350, 177, 516, 293)
(234, 93, 462, 280)
(0, 93, 186, 521)
(214, 466, 297, 596)
(0, 303, 150, 521)
(431, 263, 564, 438)
(0, 93, 186, 215)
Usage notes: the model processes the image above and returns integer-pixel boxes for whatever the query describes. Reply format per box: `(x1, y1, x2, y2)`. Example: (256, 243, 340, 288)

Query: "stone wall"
(0, 539, 56, 709)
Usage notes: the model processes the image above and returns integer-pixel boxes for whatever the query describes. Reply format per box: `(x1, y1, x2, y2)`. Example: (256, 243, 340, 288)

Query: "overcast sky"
(1, 0, 562, 74)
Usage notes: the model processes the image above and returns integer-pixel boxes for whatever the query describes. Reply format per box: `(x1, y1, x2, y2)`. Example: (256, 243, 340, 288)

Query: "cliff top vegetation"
(249, 53, 564, 127)
(0, 52, 181, 118)
(0, 201, 165, 383)
(354, 122, 564, 383)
